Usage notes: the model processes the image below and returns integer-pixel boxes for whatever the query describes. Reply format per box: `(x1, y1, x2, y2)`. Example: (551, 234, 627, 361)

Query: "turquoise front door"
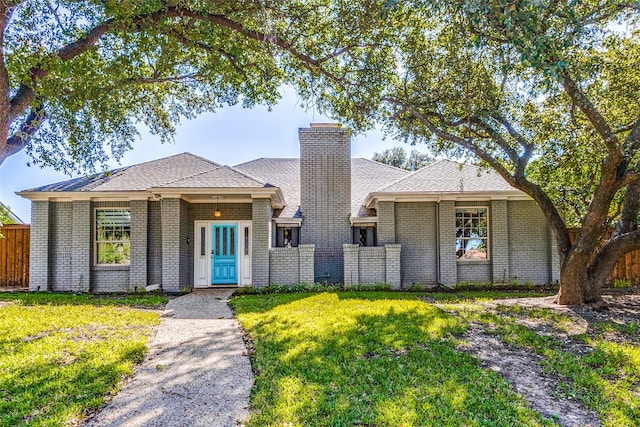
(211, 224, 238, 284)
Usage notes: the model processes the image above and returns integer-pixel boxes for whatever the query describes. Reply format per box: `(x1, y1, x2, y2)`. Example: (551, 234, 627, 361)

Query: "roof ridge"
(181, 152, 221, 167)
(156, 165, 223, 187)
(219, 164, 268, 186)
(353, 157, 411, 173)
(373, 159, 452, 193)
(234, 157, 299, 168)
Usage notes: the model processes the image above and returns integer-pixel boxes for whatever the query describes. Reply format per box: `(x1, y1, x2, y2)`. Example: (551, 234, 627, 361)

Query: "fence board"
(568, 228, 640, 285)
(0, 224, 30, 287)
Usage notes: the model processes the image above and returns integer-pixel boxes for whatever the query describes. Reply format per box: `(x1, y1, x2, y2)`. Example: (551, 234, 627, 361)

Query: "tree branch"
(384, 97, 573, 259)
(589, 228, 640, 286)
(8, 5, 348, 125)
(559, 71, 620, 154)
(614, 179, 640, 236)
(2, 107, 47, 161)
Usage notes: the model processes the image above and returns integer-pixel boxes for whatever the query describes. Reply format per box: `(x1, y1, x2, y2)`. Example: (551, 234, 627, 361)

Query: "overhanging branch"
(4, 107, 47, 159)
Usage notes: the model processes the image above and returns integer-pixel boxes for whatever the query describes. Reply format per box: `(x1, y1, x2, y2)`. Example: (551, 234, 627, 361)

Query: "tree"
(372, 146, 433, 170)
(0, 203, 14, 225)
(0, 1, 392, 172)
(345, 1, 640, 305)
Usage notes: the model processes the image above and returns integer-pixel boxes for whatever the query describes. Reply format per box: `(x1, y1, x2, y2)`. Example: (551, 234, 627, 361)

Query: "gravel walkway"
(85, 289, 252, 427)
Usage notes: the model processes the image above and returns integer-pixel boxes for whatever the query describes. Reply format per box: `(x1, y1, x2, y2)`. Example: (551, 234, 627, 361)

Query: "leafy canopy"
(2, 0, 395, 172)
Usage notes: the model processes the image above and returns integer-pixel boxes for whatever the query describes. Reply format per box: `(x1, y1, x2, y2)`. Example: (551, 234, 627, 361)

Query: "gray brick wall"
(252, 198, 272, 287)
(314, 248, 343, 283)
(179, 199, 192, 290)
(550, 229, 560, 284)
(130, 200, 148, 290)
(385, 244, 401, 288)
(91, 268, 129, 292)
(161, 198, 181, 291)
(457, 263, 492, 283)
(269, 248, 300, 285)
(298, 244, 315, 284)
(396, 202, 438, 286)
(71, 200, 91, 292)
(377, 201, 395, 244)
(299, 126, 352, 249)
(343, 244, 359, 285)
(49, 202, 73, 291)
(508, 200, 551, 284)
(29, 201, 49, 291)
(491, 200, 509, 283)
(438, 201, 457, 286)
(147, 201, 162, 285)
(358, 246, 386, 285)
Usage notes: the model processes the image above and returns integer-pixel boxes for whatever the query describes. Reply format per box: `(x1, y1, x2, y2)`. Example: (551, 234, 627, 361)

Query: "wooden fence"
(568, 228, 640, 285)
(0, 224, 30, 287)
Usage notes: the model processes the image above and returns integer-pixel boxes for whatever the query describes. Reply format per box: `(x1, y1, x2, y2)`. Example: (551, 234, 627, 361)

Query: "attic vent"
(309, 123, 341, 128)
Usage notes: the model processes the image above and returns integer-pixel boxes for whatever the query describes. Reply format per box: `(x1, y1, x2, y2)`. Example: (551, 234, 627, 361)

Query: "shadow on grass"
(0, 337, 147, 427)
(0, 292, 167, 308)
(234, 293, 551, 426)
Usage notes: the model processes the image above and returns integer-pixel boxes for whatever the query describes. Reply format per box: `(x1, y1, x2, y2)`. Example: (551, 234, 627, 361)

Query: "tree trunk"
(556, 253, 603, 306)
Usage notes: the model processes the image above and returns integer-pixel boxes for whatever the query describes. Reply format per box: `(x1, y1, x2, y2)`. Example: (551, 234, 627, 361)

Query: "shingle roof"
(351, 158, 410, 216)
(234, 158, 300, 217)
(234, 158, 409, 217)
(24, 153, 220, 192)
(379, 160, 515, 193)
(154, 165, 270, 189)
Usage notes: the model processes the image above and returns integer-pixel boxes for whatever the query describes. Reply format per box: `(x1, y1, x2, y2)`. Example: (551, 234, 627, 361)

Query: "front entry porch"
(194, 220, 252, 287)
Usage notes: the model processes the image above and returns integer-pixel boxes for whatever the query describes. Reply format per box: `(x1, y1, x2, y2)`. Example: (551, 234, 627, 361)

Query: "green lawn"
(0, 293, 162, 426)
(231, 291, 639, 427)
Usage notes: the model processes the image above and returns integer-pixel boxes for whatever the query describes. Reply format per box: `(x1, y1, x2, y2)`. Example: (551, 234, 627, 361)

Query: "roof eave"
(15, 190, 151, 201)
(364, 190, 530, 208)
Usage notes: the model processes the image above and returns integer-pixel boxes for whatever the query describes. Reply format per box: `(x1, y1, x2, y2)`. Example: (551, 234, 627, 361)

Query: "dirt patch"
(458, 325, 601, 427)
(436, 293, 640, 426)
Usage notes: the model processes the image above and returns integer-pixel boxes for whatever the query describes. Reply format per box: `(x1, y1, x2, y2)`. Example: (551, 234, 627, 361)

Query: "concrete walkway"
(85, 289, 252, 427)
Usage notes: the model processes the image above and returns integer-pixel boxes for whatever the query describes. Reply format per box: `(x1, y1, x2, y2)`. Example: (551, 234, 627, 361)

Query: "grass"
(0, 293, 161, 426)
(0, 292, 168, 308)
(442, 302, 640, 426)
(232, 291, 640, 426)
(231, 292, 553, 426)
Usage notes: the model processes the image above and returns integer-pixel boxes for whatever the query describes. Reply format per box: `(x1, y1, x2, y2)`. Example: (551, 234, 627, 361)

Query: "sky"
(0, 87, 429, 222)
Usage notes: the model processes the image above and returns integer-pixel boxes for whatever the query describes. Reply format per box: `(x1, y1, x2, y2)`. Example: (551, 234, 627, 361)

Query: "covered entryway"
(194, 221, 252, 287)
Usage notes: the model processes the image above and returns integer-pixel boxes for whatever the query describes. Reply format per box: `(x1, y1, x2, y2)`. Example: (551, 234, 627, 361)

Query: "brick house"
(18, 124, 558, 292)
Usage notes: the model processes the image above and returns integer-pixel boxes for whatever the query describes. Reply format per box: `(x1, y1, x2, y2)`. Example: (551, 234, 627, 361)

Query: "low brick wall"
(269, 248, 300, 285)
(358, 247, 386, 284)
(344, 244, 402, 288)
(269, 244, 315, 285)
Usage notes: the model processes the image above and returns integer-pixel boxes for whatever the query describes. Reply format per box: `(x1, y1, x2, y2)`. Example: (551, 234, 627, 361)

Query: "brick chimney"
(299, 124, 352, 281)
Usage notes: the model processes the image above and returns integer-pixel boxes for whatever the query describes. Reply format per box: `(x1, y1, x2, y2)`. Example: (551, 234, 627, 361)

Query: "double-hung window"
(455, 207, 489, 260)
(95, 209, 131, 265)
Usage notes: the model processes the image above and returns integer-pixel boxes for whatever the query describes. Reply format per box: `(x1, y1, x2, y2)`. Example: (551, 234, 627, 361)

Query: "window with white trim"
(95, 209, 131, 265)
(455, 207, 488, 260)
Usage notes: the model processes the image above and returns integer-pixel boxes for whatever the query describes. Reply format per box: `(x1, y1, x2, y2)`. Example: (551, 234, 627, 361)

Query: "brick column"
(298, 244, 315, 284)
(252, 197, 272, 287)
(385, 244, 401, 289)
(29, 200, 49, 291)
(491, 200, 509, 283)
(130, 200, 148, 291)
(377, 201, 395, 244)
(343, 243, 359, 286)
(71, 200, 91, 292)
(438, 201, 457, 286)
(161, 198, 181, 292)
